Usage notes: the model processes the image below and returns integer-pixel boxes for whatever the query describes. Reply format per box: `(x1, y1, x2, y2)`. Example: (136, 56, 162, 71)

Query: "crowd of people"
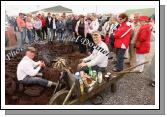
(7, 11, 155, 74)
(9, 11, 155, 89)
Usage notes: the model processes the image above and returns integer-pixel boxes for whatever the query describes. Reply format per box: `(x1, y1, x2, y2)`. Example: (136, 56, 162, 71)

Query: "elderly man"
(17, 47, 57, 87)
(78, 31, 109, 73)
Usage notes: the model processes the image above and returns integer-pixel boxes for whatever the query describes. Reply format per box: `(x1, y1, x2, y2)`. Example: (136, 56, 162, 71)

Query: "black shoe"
(112, 68, 122, 72)
(151, 81, 155, 87)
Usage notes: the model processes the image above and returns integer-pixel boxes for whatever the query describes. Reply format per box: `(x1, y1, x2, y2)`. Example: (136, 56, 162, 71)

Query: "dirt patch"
(5, 42, 86, 105)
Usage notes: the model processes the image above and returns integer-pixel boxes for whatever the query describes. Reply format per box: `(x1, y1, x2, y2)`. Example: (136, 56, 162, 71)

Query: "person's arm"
(83, 54, 93, 62)
(86, 51, 106, 67)
(75, 21, 79, 35)
(114, 26, 132, 39)
(39, 21, 42, 29)
(33, 61, 41, 67)
(22, 62, 41, 76)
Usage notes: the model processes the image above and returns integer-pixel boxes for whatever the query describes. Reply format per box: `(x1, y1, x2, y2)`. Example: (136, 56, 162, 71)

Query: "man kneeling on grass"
(17, 47, 57, 87)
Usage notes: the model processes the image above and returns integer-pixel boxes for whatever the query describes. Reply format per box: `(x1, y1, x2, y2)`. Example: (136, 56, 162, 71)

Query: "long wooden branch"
(63, 82, 76, 105)
(112, 61, 149, 76)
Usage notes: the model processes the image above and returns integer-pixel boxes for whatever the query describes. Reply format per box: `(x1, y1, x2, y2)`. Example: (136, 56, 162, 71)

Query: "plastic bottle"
(88, 66, 93, 77)
(92, 70, 97, 81)
(79, 79, 84, 95)
(97, 71, 103, 83)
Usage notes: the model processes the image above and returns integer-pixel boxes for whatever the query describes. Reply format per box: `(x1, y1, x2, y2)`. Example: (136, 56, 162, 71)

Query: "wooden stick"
(122, 61, 149, 72)
(63, 82, 76, 105)
(113, 61, 149, 77)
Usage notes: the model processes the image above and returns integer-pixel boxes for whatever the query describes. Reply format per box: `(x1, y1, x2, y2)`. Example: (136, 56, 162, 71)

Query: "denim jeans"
(19, 28, 26, 48)
(51, 29, 56, 41)
(20, 76, 48, 87)
(115, 48, 126, 71)
(27, 29, 33, 44)
(57, 31, 64, 41)
(47, 28, 52, 41)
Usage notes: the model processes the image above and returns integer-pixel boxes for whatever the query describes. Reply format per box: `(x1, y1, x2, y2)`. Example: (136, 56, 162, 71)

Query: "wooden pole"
(63, 82, 76, 105)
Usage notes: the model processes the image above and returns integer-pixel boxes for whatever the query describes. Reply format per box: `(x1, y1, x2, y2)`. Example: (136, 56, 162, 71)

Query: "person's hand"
(39, 61, 46, 67)
(42, 61, 46, 67)
(19, 28, 23, 32)
(78, 62, 87, 68)
(79, 59, 84, 63)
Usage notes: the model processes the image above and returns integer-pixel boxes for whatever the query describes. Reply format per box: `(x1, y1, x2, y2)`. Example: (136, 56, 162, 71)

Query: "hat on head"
(139, 16, 149, 21)
(26, 47, 36, 52)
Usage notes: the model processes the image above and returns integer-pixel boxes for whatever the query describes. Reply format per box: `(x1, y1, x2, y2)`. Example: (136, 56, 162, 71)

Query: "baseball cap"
(139, 16, 149, 21)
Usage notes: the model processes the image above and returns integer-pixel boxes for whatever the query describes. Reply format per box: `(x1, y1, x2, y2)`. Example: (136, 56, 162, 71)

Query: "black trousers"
(78, 33, 87, 53)
(86, 33, 94, 52)
(36, 29, 43, 40)
(42, 26, 48, 39)
(115, 48, 126, 71)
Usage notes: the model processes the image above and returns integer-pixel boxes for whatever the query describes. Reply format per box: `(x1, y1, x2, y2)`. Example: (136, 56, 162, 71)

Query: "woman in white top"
(33, 17, 42, 41)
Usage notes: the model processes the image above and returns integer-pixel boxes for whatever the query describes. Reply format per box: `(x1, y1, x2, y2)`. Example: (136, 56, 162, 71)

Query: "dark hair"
(118, 13, 128, 22)
(79, 15, 85, 19)
(19, 13, 23, 16)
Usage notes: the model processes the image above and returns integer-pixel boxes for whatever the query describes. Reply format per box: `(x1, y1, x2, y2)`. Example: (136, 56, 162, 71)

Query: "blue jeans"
(115, 48, 126, 71)
(20, 76, 48, 87)
(27, 29, 33, 44)
(57, 31, 64, 41)
(19, 28, 26, 48)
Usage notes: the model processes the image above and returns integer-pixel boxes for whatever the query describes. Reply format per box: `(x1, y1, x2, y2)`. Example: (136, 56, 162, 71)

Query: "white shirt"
(88, 19, 99, 34)
(83, 41, 109, 67)
(53, 19, 56, 29)
(48, 17, 51, 23)
(17, 56, 41, 81)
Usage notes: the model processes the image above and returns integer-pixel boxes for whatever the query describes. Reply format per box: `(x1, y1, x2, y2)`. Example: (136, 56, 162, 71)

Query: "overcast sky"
(4, 2, 155, 16)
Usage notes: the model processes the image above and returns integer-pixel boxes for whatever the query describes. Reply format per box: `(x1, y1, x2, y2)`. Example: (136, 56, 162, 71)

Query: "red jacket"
(38, 16, 46, 27)
(104, 35, 110, 45)
(135, 23, 151, 54)
(114, 22, 132, 49)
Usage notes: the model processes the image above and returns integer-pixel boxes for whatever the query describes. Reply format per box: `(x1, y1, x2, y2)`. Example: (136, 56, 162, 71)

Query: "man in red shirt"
(16, 13, 26, 48)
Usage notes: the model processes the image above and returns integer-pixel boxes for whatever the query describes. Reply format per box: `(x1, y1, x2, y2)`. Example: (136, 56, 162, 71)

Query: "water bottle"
(97, 71, 103, 83)
(79, 79, 84, 95)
